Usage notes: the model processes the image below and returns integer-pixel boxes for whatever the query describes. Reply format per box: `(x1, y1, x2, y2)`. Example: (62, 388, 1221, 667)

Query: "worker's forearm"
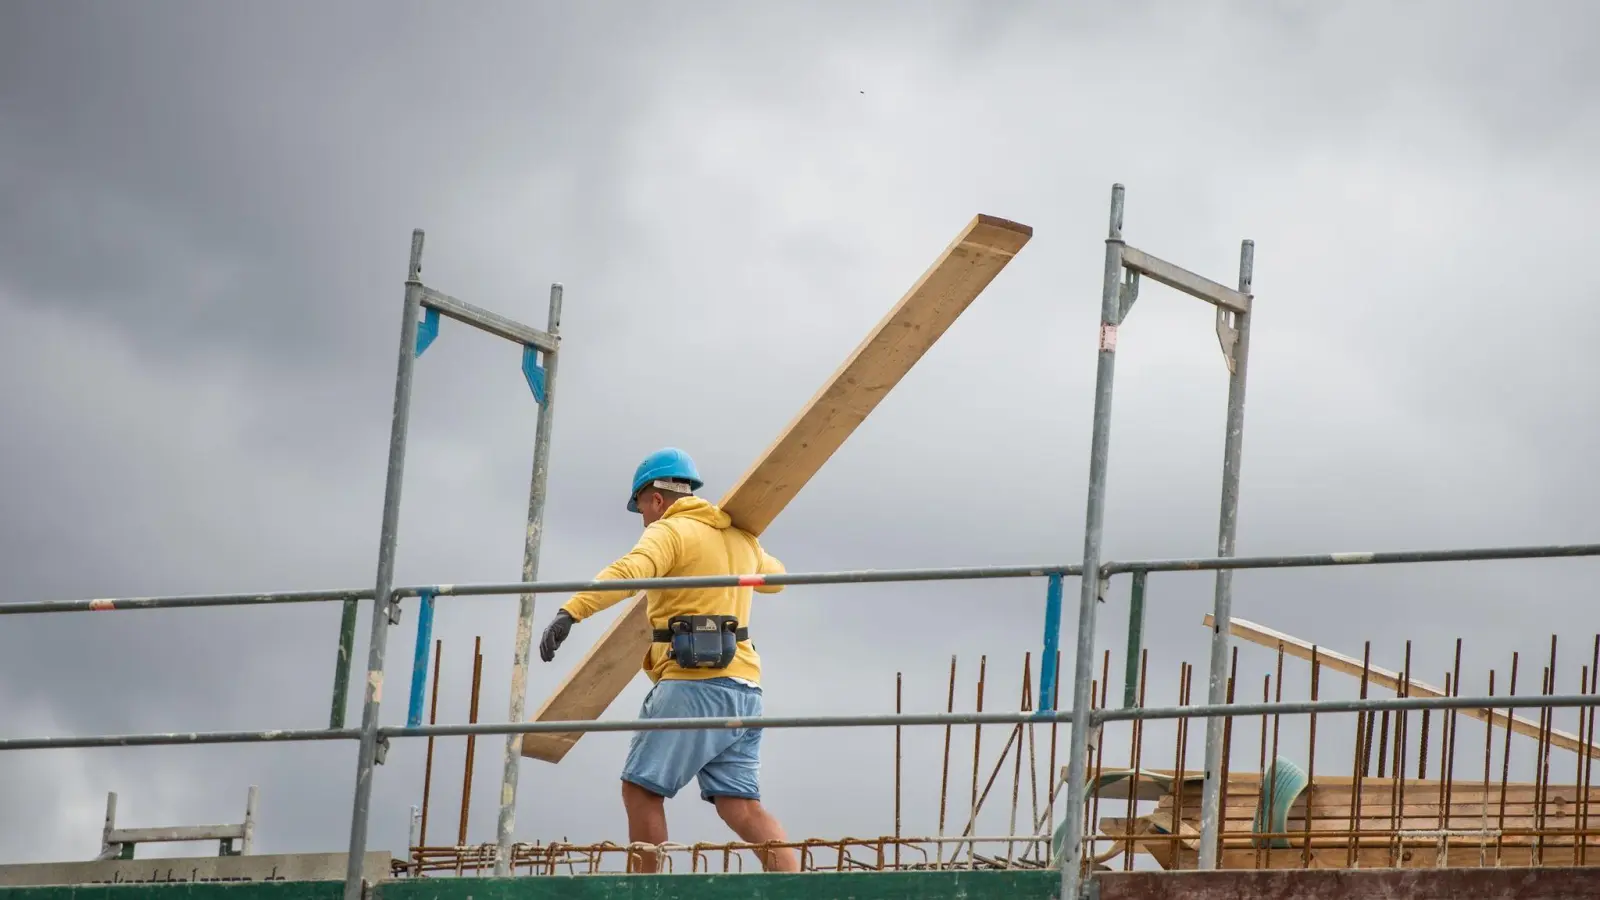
(753, 550, 787, 594)
(560, 539, 669, 621)
(561, 587, 636, 621)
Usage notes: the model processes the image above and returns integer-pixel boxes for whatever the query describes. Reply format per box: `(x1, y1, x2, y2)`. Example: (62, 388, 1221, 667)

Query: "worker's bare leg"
(712, 796, 799, 872)
(621, 781, 668, 873)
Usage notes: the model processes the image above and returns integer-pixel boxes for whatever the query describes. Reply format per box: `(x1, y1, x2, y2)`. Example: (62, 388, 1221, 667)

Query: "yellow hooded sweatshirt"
(559, 496, 785, 686)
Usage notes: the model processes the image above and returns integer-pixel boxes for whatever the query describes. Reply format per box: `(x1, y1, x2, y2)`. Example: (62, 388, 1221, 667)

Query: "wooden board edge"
(967, 213, 1034, 255)
(1202, 613, 1598, 756)
(520, 594, 651, 762)
(719, 212, 1032, 535)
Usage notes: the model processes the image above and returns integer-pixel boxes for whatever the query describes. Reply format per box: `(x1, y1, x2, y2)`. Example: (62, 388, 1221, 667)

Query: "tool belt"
(651, 615, 747, 670)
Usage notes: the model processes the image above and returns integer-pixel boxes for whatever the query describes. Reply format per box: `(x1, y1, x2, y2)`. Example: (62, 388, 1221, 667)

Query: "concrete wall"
(0, 852, 392, 888)
(0, 886, 340, 900)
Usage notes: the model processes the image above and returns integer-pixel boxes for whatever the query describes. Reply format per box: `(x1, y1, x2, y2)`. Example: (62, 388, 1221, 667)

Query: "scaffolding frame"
(3, 185, 1600, 900)
(97, 786, 258, 860)
(333, 230, 565, 884)
(1058, 184, 1255, 892)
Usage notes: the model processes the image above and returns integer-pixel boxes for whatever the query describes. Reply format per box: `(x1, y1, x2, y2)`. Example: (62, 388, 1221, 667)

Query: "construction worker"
(538, 447, 800, 873)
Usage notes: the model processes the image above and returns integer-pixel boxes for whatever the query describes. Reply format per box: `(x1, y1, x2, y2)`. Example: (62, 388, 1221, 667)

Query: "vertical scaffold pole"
(496, 283, 564, 875)
(1060, 183, 1126, 900)
(1196, 239, 1255, 868)
(344, 230, 426, 900)
(330, 597, 359, 728)
(1122, 570, 1147, 709)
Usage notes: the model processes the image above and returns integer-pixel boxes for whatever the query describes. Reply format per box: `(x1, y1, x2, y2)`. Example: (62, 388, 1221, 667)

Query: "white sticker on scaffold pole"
(1099, 323, 1118, 352)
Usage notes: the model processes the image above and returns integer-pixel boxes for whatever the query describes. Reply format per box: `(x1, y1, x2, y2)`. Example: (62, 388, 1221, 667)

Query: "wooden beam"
(521, 213, 1033, 762)
(1203, 614, 1598, 757)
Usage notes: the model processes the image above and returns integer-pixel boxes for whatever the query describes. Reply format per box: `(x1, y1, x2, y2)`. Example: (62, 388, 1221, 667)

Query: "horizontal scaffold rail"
(1102, 541, 1600, 574)
(0, 587, 375, 616)
(0, 563, 1080, 615)
(6, 692, 1600, 753)
(8, 539, 1600, 617)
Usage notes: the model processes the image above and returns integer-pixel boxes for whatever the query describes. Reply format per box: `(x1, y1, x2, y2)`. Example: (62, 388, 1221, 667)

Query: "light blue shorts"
(620, 677, 764, 804)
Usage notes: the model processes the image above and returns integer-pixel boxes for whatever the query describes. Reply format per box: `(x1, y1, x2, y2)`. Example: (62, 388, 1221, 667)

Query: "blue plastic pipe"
(1037, 573, 1064, 713)
(406, 591, 436, 728)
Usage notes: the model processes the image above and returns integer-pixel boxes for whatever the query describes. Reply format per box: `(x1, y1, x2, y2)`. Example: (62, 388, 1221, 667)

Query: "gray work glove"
(539, 609, 575, 662)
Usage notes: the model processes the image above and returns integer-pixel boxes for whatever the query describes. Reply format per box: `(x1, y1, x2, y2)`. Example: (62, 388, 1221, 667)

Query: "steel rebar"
(459, 636, 483, 846)
(1582, 638, 1598, 864)
(1254, 674, 1269, 870)
(1302, 648, 1320, 868)
(894, 671, 902, 869)
(1267, 643, 1284, 863)
(1007, 654, 1030, 865)
(1024, 657, 1041, 860)
(418, 637, 443, 853)
(1121, 651, 1149, 872)
(1090, 652, 1112, 868)
(1347, 641, 1373, 866)
(1496, 652, 1520, 861)
(1046, 650, 1061, 840)
(1174, 662, 1193, 864)
(1215, 646, 1237, 866)
(966, 655, 987, 865)
(1538, 637, 1559, 863)
(956, 706, 1027, 859)
(1390, 641, 1413, 866)
(936, 655, 957, 867)
(1447, 643, 1465, 834)
(1479, 667, 1495, 868)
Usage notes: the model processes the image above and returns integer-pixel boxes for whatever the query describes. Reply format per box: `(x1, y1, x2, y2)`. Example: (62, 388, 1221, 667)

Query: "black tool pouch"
(657, 615, 743, 669)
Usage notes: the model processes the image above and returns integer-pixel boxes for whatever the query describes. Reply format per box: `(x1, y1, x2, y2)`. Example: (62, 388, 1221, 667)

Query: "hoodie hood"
(662, 495, 731, 529)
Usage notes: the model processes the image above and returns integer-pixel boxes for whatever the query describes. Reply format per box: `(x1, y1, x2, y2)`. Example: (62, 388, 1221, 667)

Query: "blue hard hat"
(627, 447, 704, 512)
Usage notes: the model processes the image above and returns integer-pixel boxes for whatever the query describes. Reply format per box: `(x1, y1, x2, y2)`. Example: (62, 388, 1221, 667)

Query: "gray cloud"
(3, 0, 1599, 873)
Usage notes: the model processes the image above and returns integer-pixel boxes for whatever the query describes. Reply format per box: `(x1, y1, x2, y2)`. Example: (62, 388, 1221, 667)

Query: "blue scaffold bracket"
(406, 590, 437, 728)
(522, 344, 547, 406)
(414, 306, 440, 358)
(1035, 573, 1064, 716)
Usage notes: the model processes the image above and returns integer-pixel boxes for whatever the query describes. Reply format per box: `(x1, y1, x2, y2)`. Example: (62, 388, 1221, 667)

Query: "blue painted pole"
(1037, 573, 1064, 713)
(406, 591, 436, 728)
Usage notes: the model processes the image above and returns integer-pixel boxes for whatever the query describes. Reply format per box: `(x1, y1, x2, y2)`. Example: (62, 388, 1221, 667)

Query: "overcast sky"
(3, 0, 1599, 874)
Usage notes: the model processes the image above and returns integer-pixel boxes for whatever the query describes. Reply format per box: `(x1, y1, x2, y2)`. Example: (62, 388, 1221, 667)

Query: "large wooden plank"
(1203, 614, 1599, 757)
(715, 213, 1033, 534)
(522, 213, 1033, 762)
